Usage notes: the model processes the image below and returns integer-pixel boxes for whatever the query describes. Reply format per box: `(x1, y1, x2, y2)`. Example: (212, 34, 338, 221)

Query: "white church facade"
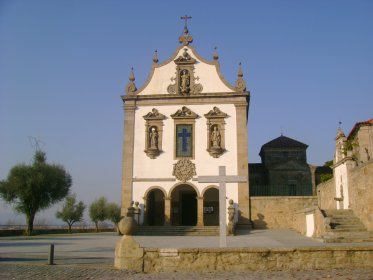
(120, 19, 251, 228)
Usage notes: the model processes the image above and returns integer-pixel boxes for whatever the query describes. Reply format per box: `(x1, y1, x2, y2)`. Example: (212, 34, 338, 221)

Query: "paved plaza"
(1, 230, 373, 279)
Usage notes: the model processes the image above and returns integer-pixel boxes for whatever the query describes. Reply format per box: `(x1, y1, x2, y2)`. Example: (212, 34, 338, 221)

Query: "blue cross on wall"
(178, 128, 191, 152)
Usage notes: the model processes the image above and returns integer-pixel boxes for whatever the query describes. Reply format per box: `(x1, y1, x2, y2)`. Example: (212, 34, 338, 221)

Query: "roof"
(261, 135, 308, 149)
(347, 118, 373, 139)
(123, 21, 247, 97)
(259, 135, 308, 158)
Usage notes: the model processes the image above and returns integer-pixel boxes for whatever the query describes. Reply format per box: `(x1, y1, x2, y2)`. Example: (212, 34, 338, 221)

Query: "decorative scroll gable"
(143, 108, 166, 120)
(171, 106, 199, 119)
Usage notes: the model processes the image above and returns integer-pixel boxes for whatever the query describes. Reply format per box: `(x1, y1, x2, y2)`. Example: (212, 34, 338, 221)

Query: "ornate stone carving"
(227, 199, 236, 236)
(235, 63, 246, 92)
(204, 106, 228, 118)
(211, 126, 221, 148)
(125, 67, 137, 95)
(205, 107, 228, 158)
(172, 159, 196, 182)
(143, 108, 166, 159)
(143, 108, 165, 120)
(178, 15, 193, 46)
(171, 106, 198, 119)
(167, 49, 203, 95)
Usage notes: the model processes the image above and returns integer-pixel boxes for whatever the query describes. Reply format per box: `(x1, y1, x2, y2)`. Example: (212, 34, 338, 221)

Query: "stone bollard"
(48, 244, 55, 265)
(114, 204, 143, 271)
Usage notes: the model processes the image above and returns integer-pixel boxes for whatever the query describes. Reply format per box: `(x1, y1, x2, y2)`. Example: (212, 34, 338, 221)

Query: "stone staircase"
(321, 209, 373, 243)
(134, 226, 219, 236)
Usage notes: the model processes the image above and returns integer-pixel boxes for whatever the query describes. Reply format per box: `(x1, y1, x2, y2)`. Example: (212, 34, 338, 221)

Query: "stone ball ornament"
(118, 216, 137, 236)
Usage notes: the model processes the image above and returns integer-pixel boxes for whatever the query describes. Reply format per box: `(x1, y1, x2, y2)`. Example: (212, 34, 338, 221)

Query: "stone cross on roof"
(179, 15, 193, 46)
(181, 14, 192, 30)
(198, 166, 246, 247)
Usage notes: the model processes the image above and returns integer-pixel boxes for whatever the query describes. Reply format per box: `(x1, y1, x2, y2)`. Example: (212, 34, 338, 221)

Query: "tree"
(89, 197, 108, 232)
(56, 194, 85, 233)
(0, 151, 72, 235)
(106, 202, 122, 234)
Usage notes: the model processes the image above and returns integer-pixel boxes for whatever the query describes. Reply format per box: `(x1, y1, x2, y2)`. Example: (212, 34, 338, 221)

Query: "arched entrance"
(203, 188, 219, 226)
(146, 188, 165, 226)
(171, 184, 197, 226)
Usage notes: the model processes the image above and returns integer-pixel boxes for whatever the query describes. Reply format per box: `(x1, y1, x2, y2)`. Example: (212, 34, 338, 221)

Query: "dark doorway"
(203, 188, 219, 226)
(146, 189, 165, 226)
(181, 192, 197, 226)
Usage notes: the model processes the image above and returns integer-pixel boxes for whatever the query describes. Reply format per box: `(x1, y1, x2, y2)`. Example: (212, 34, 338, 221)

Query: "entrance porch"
(143, 185, 219, 227)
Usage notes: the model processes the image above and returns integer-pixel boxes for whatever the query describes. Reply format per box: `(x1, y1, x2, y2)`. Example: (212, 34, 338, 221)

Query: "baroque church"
(120, 18, 251, 229)
(119, 19, 373, 240)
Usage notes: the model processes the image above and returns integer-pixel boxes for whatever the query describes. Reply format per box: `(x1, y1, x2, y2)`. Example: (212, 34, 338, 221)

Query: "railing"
(250, 184, 313, 196)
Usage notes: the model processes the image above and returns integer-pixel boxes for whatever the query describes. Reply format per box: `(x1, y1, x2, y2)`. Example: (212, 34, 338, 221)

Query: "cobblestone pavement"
(0, 263, 373, 280)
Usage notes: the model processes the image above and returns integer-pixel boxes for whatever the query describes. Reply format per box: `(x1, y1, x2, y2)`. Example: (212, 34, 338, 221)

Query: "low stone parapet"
(115, 238, 373, 272)
(142, 247, 373, 272)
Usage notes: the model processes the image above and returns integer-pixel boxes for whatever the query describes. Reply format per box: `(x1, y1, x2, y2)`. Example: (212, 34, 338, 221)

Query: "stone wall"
(349, 161, 373, 231)
(141, 247, 373, 272)
(316, 161, 373, 230)
(250, 197, 317, 229)
(317, 178, 336, 210)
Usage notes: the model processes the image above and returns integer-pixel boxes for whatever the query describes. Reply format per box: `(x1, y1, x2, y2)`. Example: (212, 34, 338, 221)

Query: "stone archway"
(146, 188, 165, 226)
(203, 187, 219, 226)
(170, 184, 198, 226)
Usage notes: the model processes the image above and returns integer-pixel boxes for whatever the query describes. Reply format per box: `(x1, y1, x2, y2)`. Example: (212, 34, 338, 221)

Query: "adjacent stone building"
(249, 135, 329, 196)
(300, 118, 373, 240)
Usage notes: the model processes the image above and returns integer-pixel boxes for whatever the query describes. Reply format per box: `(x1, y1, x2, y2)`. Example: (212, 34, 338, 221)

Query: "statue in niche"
(180, 69, 190, 94)
(149, 127, 158, 150)
(211, 125, 221, 148)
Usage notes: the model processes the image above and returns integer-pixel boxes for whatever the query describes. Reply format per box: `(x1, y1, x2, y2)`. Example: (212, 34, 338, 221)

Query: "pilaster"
(235, 102, 251, 227)
(164, 197, 171, 225)
(121, 100, 136, 216)
(197, 196, 204, 226)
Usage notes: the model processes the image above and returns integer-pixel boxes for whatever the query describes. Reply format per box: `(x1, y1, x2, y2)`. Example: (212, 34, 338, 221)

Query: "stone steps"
(321, 209, 373, 243)
(135, 226, 220, 236)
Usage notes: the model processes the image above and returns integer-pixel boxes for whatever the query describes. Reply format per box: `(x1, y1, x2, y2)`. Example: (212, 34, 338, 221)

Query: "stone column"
(164, 197, 171, 226)
(235, 101, 251, 228)
(121, 100, 136, 216)
(197, 196, 204, 226)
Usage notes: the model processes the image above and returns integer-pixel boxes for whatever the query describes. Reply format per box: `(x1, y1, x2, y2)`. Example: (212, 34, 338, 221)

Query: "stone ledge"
(140, 246, 373, 272)
(116, 237, 373, 273)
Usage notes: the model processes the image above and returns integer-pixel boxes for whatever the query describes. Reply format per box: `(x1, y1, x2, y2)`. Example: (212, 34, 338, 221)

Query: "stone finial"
(153, 50, 159, 64)
(178, 15, 193, 46)
(125, 67, 137, 95)
(213, 47, 219, 60)
(237, 62, 243, 77)
(235, 62, 246, 92)
(336, 127, 346, 140)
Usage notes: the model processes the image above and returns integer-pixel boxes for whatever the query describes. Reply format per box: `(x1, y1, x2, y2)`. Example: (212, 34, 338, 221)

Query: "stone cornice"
(121, 92, 250, 108)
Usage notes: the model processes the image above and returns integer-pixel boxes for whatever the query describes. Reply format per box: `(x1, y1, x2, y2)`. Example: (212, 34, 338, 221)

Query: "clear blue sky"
(1, 1, 372, 225)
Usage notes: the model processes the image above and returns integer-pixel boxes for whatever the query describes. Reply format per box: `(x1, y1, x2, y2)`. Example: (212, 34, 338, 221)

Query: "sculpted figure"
(180, 70, 190, 93)
(149, 127, 158, 149)
(211, 126, 221, 148)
